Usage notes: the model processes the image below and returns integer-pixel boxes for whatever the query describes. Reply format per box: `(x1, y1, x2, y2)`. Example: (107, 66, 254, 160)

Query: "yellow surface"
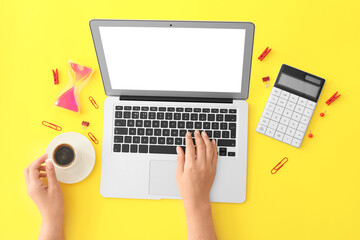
(1, 0, 359, 239)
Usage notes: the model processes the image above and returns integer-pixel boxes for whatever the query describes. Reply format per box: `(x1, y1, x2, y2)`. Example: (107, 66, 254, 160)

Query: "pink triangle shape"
(71, 63, 92, 81)
(55, 87, 79, 112)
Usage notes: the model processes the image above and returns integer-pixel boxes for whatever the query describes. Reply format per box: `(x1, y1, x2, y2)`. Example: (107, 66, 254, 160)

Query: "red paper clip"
(42, 121, 62, 131)
(262, 76, 270, 88)
(258, 47, 271, 61)
(82, 121, 90, 130)
(326, 91, 341, 105)
(88, 132, 99, 144)
(89, 96, 99, 109)
(52, 69, 59, 85)
(271, 157, 288, 174)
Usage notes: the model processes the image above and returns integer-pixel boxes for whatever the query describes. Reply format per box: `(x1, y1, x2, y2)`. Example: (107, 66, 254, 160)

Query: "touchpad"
(149, 160, 180, 196)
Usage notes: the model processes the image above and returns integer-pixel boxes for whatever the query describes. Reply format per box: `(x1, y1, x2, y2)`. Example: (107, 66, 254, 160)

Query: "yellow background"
(1, 0, 359, 239)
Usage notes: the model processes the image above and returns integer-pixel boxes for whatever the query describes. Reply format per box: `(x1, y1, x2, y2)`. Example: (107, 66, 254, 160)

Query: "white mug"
(49, 143, 78, 170)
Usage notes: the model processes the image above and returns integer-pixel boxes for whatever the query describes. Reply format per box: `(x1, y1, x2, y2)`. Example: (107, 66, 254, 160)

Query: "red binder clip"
(82, 121, 90, 130)
(52, 69, 59, 85)
(258, 47, 271, 61)
(88, 132, 99, 144)
(262, 76, 270, 88)
(326, 91, 341, 105)
(271, 157, 288, 174)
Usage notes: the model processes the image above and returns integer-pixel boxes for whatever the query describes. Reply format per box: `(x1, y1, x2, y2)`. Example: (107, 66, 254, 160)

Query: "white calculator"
(256, 64, 325, 148)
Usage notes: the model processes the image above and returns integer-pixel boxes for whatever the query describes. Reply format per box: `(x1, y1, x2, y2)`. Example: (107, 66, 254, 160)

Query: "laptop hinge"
(119, 95, 233, 104)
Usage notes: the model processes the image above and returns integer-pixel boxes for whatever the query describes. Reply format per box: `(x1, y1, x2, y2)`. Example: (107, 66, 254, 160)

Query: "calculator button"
(294, 105, 305, 114)
(285, 102, 296, 111)
(303, 108, 313, 117)
(289, 94, 299, 103)
(269, 120, 279, 130)
(297, 123, 307, 132)
(306, 101, 316, 110)
(262, 110, 273, 119)
(297, 97, 308, 106)
(271, 113, 281, 122)
(289, 120, 299, 129)
(274, 106, 284, 115)
(280, 116, 290, 126)
(277, 124, 287, 133)
(269, 95, 279, 104)
(280, 91, 290, 100)
(294, 130, 305, 140)
(256, 124, 266, 134)
(291, 138, 301, 148)
(265, 103, 276, 112)
(271, 87, 281, 96)
(285, 127, 296, 137)
(283, 135, 293, 144)
(300, 115, 310, 125)
(265, 128, 275, 137)
(259, 117, 270, 126)
(291, 112, 301, 121)
(274, 131, 284, 141)
(277, 98, 287, 107)
(283, 109, 293, 118)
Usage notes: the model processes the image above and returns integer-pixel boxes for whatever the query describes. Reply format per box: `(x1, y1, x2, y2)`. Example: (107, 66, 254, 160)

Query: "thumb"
(45, 160, 59, 188)
(176, 146, 185, 176)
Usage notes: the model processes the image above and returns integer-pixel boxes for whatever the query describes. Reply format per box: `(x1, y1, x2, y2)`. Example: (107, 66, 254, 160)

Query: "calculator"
(256, 64, 325, 148)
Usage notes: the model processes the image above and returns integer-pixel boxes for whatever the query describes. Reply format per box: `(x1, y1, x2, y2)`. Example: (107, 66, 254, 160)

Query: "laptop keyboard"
(113, 106, 237, 156)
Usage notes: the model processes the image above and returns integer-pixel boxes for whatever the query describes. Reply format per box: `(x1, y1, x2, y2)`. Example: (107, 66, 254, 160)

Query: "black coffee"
(53, 144, 75, 166)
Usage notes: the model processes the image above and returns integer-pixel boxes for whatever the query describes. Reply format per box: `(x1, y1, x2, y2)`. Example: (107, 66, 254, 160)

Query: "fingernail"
(202, 131, 207, 136)
(46, 159, 54, 170)
(186, 132, 191, 137)
(176, 146, 179, 153)
(195, 130, 200, 135)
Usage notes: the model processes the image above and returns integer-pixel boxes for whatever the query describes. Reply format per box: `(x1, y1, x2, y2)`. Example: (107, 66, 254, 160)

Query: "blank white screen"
(99, 27, 246, 93)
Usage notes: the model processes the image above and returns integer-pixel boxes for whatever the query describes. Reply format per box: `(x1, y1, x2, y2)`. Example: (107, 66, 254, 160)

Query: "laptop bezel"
(90, 19, 254, 100)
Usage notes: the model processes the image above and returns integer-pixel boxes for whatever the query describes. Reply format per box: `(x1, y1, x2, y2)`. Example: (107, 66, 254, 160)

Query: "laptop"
(90, 20, 255, 203)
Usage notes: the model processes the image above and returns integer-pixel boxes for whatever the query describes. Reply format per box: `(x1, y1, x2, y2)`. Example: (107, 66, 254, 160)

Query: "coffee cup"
(50, 143, 78, 169)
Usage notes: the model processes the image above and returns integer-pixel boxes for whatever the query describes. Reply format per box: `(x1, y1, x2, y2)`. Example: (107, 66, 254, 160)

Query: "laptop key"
(141, 106, 149, 111)
(229, 109, 237, 113)
(214, 131, 221, 138)
(176, 107, 184, 112)
(185, 108, 192, 112)
(127, 120, 135, 127)
(167, 107, 175, 112)
(208, 114, 215, 121)
(157, 112, 164, 119)
(144, 120, 151, 127)
(228, 152, 235, 156)
(149, 145, 177, 154)
(152, 120, 160, 128)
(175, 138, 182, 145)
(182, 113, 190, 120)
(150, 107, 157, 111)
(169, 121, 177, 128)
(115, 106, 123, 110)
(219, 148, 227, 156)
(139, 145, 148, 153)
(202, 108, 210, 113)
(225, 115, 237, 122)
(115, 119, 126, 126)
(178, 121, 185, 128)
(136, 120, 143, 127)
(222, 131, 230, 138)
(205, 130, 212, 138)
(124, 106, 131, 110)
(132, 112, 140, 119)
(133, 106, 140, 111)
(179, 130, 187, 136)
(114, 136, 123, 143)
(174, 113, 181, 120)
(163, 129, 170, 136)
(203, 122, 210, 129)
(122, 144, 130, 153)
(171, 129, 179, 136)
(166, 113, 173, 120)
(115, 128, 128, 135)
(167, 137, 174, 145)
(211, 109, 219, 113)
(220, 109, 228, 113)
(113, 144, 121, 152)
(159, 107, 166, 111)
(115, 111, 122, 118)
(150, 137, 157, 144)
(211, 122, 219, 129)
(149, 112, 156, 119)
(146, 129, 153, 136)
(141, 137, 149, 144)
(125, 136, 132, 143)
(218, 139, 236, 147)
(154, 129, 161, 136)
(194, 108, 201, 112)
(229, 123, 236, 138)
(124, 111, 131, 118)
(216, 114, 224, 121)
(191, 113, 198, 121)
(158, 137, 166, 144)
(186, 122, 194, 129)
(137, 128, 145, 135)
(130, 145, 138, 153)
(133, 136, 140, 143)
(220, 123, 227, 130)
(195, 122, 202, 129)
(161, 121, 168, 128)
(140, 112, 147, 119)
(199, 114, 206, 121)
(129, 128, 136, 135)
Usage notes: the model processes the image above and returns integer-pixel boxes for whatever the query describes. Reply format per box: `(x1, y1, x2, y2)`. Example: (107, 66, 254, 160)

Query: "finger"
(45, 159, 59, 189)
(194, 130, 206, 163)
(176, 146, 185, 176)
(201, 131, 213, 162)
(29, 153, 48, 181)
(212, 139, 218, 167)
(39, 165, 46, 172)
(39, 172, 47, 178)
(24, 167, 30, 185)
(185, 132, 195, 168)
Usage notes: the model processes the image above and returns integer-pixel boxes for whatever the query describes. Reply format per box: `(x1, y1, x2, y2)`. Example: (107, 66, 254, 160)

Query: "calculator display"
(277, 73, 320, 98)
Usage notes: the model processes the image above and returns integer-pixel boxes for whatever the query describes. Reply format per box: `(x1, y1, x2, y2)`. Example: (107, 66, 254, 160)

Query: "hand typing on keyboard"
(176, 130, 218, 240)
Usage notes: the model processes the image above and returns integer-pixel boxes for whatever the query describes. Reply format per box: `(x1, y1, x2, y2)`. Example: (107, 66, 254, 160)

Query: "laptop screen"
(99, 26, 246, 93)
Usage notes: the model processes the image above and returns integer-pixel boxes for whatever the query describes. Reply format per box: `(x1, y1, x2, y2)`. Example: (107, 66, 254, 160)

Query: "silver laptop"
(90, 20, 254, 203)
